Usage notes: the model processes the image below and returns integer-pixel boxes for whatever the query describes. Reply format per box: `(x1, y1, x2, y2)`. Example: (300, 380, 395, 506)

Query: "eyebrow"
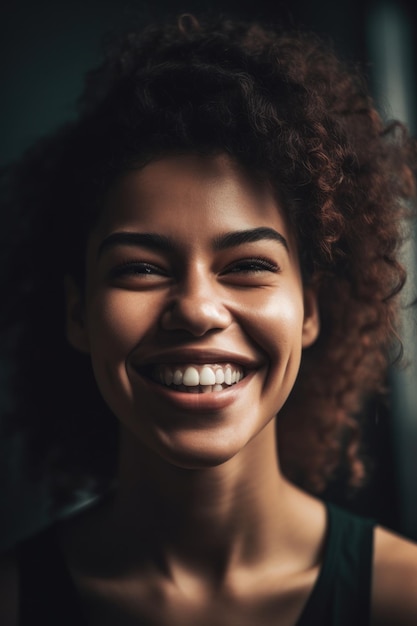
(97, 226, 288, 258)
(213, 227, 288, 251)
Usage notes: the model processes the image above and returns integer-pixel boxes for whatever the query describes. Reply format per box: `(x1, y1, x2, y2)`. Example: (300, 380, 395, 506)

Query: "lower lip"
(130, 368, 256, 412)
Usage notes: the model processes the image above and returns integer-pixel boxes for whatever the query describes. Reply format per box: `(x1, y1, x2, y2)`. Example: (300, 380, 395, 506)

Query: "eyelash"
(109, 262, 167, 278)
(109, 257, 279, 279)
(222, 257, 279, 274)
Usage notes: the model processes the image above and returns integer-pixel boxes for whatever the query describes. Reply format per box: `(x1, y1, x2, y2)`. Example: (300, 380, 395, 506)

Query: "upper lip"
(131, 348, 262, 369)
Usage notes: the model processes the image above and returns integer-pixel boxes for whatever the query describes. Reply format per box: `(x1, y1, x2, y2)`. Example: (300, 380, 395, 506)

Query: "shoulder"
(0, 549, 18, 626)
(372, 525, 417, 626)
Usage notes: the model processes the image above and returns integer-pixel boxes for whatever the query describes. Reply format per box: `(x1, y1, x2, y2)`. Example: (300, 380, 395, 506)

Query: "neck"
(107, 420, 299, 579)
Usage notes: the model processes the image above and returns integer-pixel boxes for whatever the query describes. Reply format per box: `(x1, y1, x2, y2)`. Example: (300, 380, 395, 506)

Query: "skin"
(1, 153, 416, 625)
(70, 153, 319, 470)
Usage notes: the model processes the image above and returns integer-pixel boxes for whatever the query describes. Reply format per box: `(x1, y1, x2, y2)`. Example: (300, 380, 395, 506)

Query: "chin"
(129, 423, 258, 471)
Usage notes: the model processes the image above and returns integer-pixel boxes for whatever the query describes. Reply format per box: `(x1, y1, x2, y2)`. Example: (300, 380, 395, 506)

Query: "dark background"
(1, 0, 416, 548)
(3, 0, 415, 168)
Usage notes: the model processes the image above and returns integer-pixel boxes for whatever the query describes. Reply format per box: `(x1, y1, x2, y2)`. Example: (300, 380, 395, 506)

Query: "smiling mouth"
(138, 363, 246, 394)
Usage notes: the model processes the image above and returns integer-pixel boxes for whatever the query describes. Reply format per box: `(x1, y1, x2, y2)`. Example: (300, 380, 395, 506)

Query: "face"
(66, 154, 319, 469)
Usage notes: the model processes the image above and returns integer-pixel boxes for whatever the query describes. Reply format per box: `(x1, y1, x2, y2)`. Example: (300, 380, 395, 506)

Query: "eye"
(222, 257, 280, 274)
(108, 261, 168, 279)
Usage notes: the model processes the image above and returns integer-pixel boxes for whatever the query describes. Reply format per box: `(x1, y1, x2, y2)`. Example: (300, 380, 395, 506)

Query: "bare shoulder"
(0, 549, 18, 626)
(372, 525, 417, 626)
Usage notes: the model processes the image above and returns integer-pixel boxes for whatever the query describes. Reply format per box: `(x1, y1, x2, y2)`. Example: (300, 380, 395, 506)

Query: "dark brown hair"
(1, 15, 415, 501)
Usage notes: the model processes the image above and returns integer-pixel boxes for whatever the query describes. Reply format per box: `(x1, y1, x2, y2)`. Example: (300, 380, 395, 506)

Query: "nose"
(160, 269, 232, 336)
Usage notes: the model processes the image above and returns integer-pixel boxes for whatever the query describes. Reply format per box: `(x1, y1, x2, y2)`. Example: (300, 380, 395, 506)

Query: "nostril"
(160, 298, 231, 334)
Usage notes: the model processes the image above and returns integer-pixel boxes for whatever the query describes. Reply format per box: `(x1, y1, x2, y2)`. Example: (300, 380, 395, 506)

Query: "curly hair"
(1, 14, 415, 503)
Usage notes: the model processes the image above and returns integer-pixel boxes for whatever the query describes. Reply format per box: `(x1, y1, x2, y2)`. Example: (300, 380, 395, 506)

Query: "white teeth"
(164, 369, 174, 386)
(151, 363, 245, 392)
(173, 369, 183, 385)
(182, 366, 200, 386)
(199, 366, 216, 386)
(215, 369, 225, 384)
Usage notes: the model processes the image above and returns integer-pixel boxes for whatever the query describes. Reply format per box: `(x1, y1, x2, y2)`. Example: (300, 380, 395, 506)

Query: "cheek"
(235, 288, 305, 359)
(87, 290, 160, 349)
(233, 287, 306, 412)
(84, 290, 161, 395)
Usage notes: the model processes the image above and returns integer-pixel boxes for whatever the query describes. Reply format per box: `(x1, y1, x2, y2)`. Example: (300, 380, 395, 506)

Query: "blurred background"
(0, 0, 416, 548)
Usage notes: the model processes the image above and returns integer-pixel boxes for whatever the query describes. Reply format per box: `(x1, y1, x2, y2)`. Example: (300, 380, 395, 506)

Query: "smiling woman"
(1, 13, 417, 626)
(66, 154, 318, 471)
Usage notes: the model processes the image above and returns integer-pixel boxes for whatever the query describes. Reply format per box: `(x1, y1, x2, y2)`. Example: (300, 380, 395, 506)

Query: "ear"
(64, 275, 90, 353)
(302, 286, 320, 348)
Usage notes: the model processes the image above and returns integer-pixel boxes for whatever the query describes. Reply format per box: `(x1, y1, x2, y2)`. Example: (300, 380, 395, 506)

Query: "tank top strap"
(296, 502, 375, 626)
(17, 525, 87, 626)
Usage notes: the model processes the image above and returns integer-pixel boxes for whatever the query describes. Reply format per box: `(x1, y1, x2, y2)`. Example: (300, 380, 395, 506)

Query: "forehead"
(92, 153, 295, 250)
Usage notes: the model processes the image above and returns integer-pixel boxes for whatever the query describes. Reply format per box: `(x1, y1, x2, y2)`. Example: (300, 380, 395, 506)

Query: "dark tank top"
(17, 502, 375, 625)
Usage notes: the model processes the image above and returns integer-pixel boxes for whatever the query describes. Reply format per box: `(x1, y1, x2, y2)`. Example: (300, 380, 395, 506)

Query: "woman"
(1, 14, 417, 625)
